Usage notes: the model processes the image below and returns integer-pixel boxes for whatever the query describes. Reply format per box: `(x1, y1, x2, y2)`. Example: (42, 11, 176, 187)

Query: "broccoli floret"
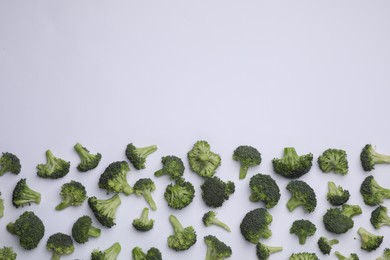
(371, 205, 390, 229)
(240, 208, 273, 244)
(74, 143, 102, 172)
(12, 178, 41, 208)
(335, 251, 360, 260)
(202, 211, 231, 232)
(0, 192, 3, 218)
(6, 211, 45, 250)
(256, 242, 283, 260)
(71, 215, 101, 244)
(154, 155, 185, 180)
(318, 148, 348, 175)
(286, 180, 317, 213)
(46, 232, 74, 260)
(322, 204, 362, 234)
(290, 219, 316, 245)
(360, 175, 390, 206)
(201, 176, 235, 208)
(88, 194, 121, 228)
(125, 143, 157, 170)
(133, 178, 157, 211)
(289, 252, 319, 260)
(0, 246, 17, 260)
(132, 207, 154, 232)
(187, 140, 221, 178)
(376, 248, 390, 260)
(232, 145, 261, 179)
(167, 214, 197, 251)
(249, 173, 280, 209)
(0, 152, 21, 176)
(317, 236, 339, 255)
(164, 177, 195, 210)
(272, 147, 313, 178)
(146, 247, 162, 260)
(55, 180, 87, 210)
(204, 235, 232, 260)
(360, 144, 390, 171)
(327, 181, 350, 206)
(98, 161, 133, 195)
(358, 227, 383, 252)
(36, 150, 70, 179)
(132, 246, 147, 260)
(91, 242, 121, 260)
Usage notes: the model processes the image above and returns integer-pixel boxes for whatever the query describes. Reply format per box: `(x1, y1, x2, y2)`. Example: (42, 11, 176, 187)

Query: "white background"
(1, 1, 390, 259)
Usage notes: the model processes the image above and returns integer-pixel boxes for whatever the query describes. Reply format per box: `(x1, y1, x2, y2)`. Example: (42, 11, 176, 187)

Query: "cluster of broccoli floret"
(200, 176, 235, 208)
(36, 150, 70, 179)
(272, 147, 313, 178)
(232, 145, 261, 179)
(0, 152, 21, 176)
(55, 180, 87, 210)
(88, 194, 122, 228)
(322, 204, 362, 234)
(46, 232, 74, 260)
(12, 178, 41, 208)
(204, 235, 232, 260)
(167, 214, 197, 251)
(249, 173, 280, 209)
(240, 208, 273, 244)
(132, 207, 155, 232)
(91, 242, 121, 260)
(289, 219, 317, 245)
(164, 177, 195, 210)
(286, 180, 317, 213)
(188, 140, 221, 178)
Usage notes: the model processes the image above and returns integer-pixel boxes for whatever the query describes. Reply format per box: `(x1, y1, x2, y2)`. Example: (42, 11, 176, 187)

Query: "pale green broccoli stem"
(286, 197, 302, 211)
(52, 252, 61, 260)
(210, 218, 231, 232)
(55, 197, 73, 210)
(137, 145, 158, 158)
(284, 147, 298, 164)
(16, 188, 41, 206)
(199, 153, 210, 162)
(154, 169, 165, 177)
(74, 143, 89, 158)
(0, 197, 4, 218)
(105, 242, 121, 258)
(268, 245, 283, 254)
(88, 226, 101, 238)
(140, 207, 150, 222)
(371, 149, 390, 164)
(45, 150, 57, 170)
(143, 190, 157, 211)
(239, 165, 249, 180)
(6, 222, 16, 234)
(169, 215, 183, 233)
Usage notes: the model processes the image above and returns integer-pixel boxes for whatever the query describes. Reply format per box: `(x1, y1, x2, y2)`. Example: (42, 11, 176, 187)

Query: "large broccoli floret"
(164, 177, 195, 210)
(46, 232, 74, 260)
(133, 178, 157, 211)
(370, 205, 390, 229)
(290, 219, 316, 245)
(0, 192, 3, 218)
(358, 227, 383, 252)
(0, 152, 21, 176)
(6, 211, 45, 250)
(91, 242, 121, 260)
(12, 178, 41, 208)
(240, 208, 273, 244)
(71, 215, 101, 244)
(201, 176, 235, 208)
(289, 252, 319, 260)
(125, 143, 157, 170)
(55, 180, 87, 210)
(318, 148, 348, 175)
(317, 236, 339, 255)
(167, 214, 197, 251)
(88, 194, 121, 228)
(256, 242, 283, 260)
(132, 247, 162, 260)
(376, 248, 390, 260)
(187, 140, 221, 178)
(360, 175, 390, 206)
(327, 181, 350, 206)
(98, 161, 133, 195)
(36, 150, 70, 179)
(286, 180, 317, 213)
(202, 211, 231, 232)
(204, 235, 232, 260)
(272, 147, 313, 178)
(74, 143, 102, 172)
(334, 251, 360, 260)
(154, 155, 185, 180)
(323, 204, 362, 234)
(360, 144, 390, 171)
(232, 145, 261, 179)
(0, 246, 17, 260)
(249, 173, 280, 209)
(132, 207, 154, 232)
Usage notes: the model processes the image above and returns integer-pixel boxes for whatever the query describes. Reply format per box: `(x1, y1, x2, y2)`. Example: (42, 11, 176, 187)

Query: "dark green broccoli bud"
(256, 242, 283, 260)
(146, 247, 162, 260)
(36, 150, 70, 179)
(327, 181, 350, 206)
(201, 176, 235, 208)
(202, 211, 231, 232)
(240, 208, 273, 244)
(12, 178, 41, 208)
(232, 145, 261, 179)
(88, 194, 121, 228)
(272, 147, 313, 178)
(154, 155, 185, 180)
(167, 214, 197, 251)
(360, 144, 390, 171)
(71, 215, 101, 244)
(290, 219, 316, 245)
(376, 248, 390, 260)
(125, 143, 157, 170)
(371, 205, 390, 229)
(318, 148, 348, 175)
(360, 175, 390, 206)
(317, 236, 339, 255)
(91, 242, 121, 260)
(204, 235, 232, 260)
(164, 177, 195, 210)
(335, 251, 360, 260)
(133, 178, 157, 211)
(187, 140, 221, 178)
(46, 232, 74, 260)
(98, 161, 133, 195)
(6, 211, 45, 250)
(322, 204, 362, 234)
(286, 180, 317, 213)
(55, 180, 87, 210)
(358, 227, 383, 252)
(0, 192, 3, 218)
(249, 173, 280, 209)
(132, 246, 147, 260)
(74, 143, 102, 172)
(289, 252, 319, 260)
(132, 207, 154, 232)
(0, 246, 17, 260)
(0, 152, 21, 176)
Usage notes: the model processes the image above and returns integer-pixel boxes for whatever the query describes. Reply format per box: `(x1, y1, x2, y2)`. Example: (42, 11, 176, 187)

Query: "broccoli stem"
(169, 215, 184, 233)
(371, 149, 390, 164)
(140, 207, 149, 221)
(45, 150, 56, 170)
(22, 188, 41, 204)
(154, 169, 165, 177)
(55, 197, 72, 211)
(88, 226, 101, 238)
(6, 222, 16, 234)
(143, 190, 157, 211)
(284, 147, 299, 163)
(121, 183, 133, 196)
(51, 252, 61, 260)
(267, 245, 283, 254)
(74, 143, 88, 157)
(299, 235, 308, 245)
(199, 153, 210, 162)
(239, 165, 249, 180)
(0, 168, 7, 176)
(286, 198, 302, 212)
(205, 246, 213, 260)
(211, 219, 231, 232)
(137, 145, 158, 158)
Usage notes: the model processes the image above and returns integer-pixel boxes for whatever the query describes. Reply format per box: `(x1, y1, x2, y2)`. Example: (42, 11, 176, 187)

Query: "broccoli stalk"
(360, 144, 390, 171)
(334, 251, 360, 260)
(46, 232, 74, 260)
(0, 246, 17, 260)
(317, 236, 339, 255)
(204, 235, 232, 260)
(12, 178, 41, 208)
(256, 242, 283, 260)
(91, 242, 121, 260)
(358, 227, 383, 252)
(0, 152, 21, 176)
(132, 207, 154, 232)
(202, 211, 231, 232)
(72, 216, 101, 244)
(360, 175, 390, 206)
(167, 214, 197, 251)
(88, 194, 121, 228)
(154, 155, 185, 180)
(74, 143, 102, 172)
(126, 143, 157, 170)
(232, 145, 261, 179)
(55, 180, 87, 210)
(133, 178, 157, 211)
(370, 205, 390, 229)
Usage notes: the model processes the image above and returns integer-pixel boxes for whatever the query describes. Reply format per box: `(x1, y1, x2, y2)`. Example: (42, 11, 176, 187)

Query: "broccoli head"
(125, 143, 157, 170)
(317, 236, 339, 255)
(74, 143, 102, 172)
(256, 242, 283, 260)
(376, 248, 390, 260)
(290, 219, 316, 245)
(187, 140, 221, 178)
(36, 150, 70, 179)
(334, 251, 360, 260)
(0, 192, 3, 218)
(0, 246, 17, 260)
(204, 235, 232, 260)
(91, 242, 121, 260)
(164, 177, 195, 210)
(360, 175, 390, 206)
(0, 152, 21, 176)
(322, 204, 362, 234)
(286, 180, 317, 213)
(55, 180, 87, 210)
(133, 178, 157, 211)
(202, 211, 231, 232)
(289, 252, 319, 260)
(327, 181, 350, 206)
(72, 215, 101, 244)
(154, 155, 185, 180)
(232, 145, 261, 179)
(370, 205, 390, 229)
(358, 227, 383, 252)
(272, 147, 313, 178)
(12, 178, 41, 208)
(317, 148, 348, 175)
(240, 208, 273, 244)
(46, 232, 74, 260)
(132, 207, 154, 232)
(249, 173, 280, 209)
(88, 194, 121, 228)
(360, 144, 390, 171)
(167, 214, 197, 251)
(98, 161, 133, 195)
(201, 176, 235, 208)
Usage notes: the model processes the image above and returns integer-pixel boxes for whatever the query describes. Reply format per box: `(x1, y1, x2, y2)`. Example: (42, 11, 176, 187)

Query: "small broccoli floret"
(256, 242, 283, 260)
(289, 252, 319, 260)
(318, 148, 348, 175)
(204, 235, 232, 260)
(167, 214, 197, 251)
(125, 143, 157, 170)
(0, 246, 17, 260)
(272, 147, 313, 178)
(133, 178, 157, 211)
(286, 180, 317, 213)
(335, 251, 360, 260)
(188, 140, 221, 178)
(0, 192, 3, 218)
(74, 143, 102, 172)
(322, 204, 362, 234)
(249, 173, 280, 209)
(132, 207, 154, 232)
(232, 145, 261, 179)
(370, 205, 390, 229)
(358, 227, 383, 252)
(46, 232, 74, 260)
(146, 247, 162, 260)
(0, 152, 21, 176)
(360, 144, 390, 171)
(290, 219, 316, 245)
(376, 248, 390, 260)
(55, 180, 87, 210)
(202, 211, 231, 232)
(88, 194, 121, 228)
(360, 175, 390, 206)
(98, 161, 133, 195)
(71, 215, 101, 244)
(154, 155, 185, 180)
(240, 208, 273, 244)
(327, 181, 350, 206)
(12, 178, 41, 208)
(317, 236, 339, 255)
(91, 242, 121, 260)
(164, 177, 195, 210)
(132, 246, 147, 260)
(201, 176, 235, 208)
(36, 150, 70, 179)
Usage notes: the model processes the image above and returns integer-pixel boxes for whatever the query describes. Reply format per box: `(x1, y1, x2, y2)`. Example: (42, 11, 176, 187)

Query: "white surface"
(1, 1, 390, 259)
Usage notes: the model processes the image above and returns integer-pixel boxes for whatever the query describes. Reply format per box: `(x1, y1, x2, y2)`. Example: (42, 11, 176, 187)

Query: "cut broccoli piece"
(360, 144, 390, 171)
(91, 242, 121, 260)
(376, 248, 390, 260)
(46, 232, 74, 260)
(335, 251, 360, 260)
(249, 173, 280, 209)
(187, 140, 221, 178)
(125, 143, 157, 170)
(290, 219, 316, 245)
(167, 214, 197, 251)
(272, 147, 313, 178)
(360, 175, 390, 206)
(201, 176, 235, 208)
(132, 246, 146, 260)
(358, 227, 383, 252)
(132, 207, 154, 232)
(132, 247, 162, 260)
(98, 161, 133, 195)
(55, 180, 87, 210)
(12, 178, 41, 208)
(0, 192, 3, 218)
(74, 143, 102, 172)
(240, 208, 273, 244)
(164, 177, 195, 210)
(322, 204, 362, 234)
(317, 236, 339, 255)
(154, 155, 185, 180)
(0, 246, 17, 260)
(88, 194, 121, 228)
(232, 145, 261, 179)
(202, 211, 231, 232)
(0, 152, 21, 176)
(71, 215, 101, 244)
(133, 178, 157, 211)
(286, 180, 317, 213)
(204, 235, 232, 260)
(256, 242, 283, 260)
(370, 205, 390, 229)
(36, 150, 70, 179)
(318, 148, 348, 175)
(289, 252, 319, 260)
(327, 181, 350, 206)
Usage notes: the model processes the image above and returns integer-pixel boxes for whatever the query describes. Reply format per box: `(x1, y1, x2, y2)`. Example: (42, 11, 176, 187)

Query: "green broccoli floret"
(232, 145, 261, 179)
(0, 192, 3, 218)
(125, 143, 157, 170)
(154, 155, 185, 180)
(0, 152, 21, 176)
(167, 214, 197, 251)
(290, 219, 316, 245)
(91, 242, 121, 260)
(55, 180, 87, 210)
(240, 208, 273, 244)
(36, 150, 70, 179)
(289, 252, 319, 260)
(201, 176, 235, 208)
(74, 143, 102, 172)
(370, 205, 390, 229)
(204, 235, 232, 260)
(88, 194, 121, 228)
(317, 236, 339, 255)
(46, 232, 74, 260)
(256, 242, 283, 260)
(132, 207, 154, 232)
(12, 178, 41, 208)
(360, 144, 390, 171)
(164, 177, 195, 210)
(146, 247, 162, 260)
(71, 215, 101, 244)
(322, 204, 362, 234)
(327, 181, 350, 206)
(376, 248, 390, 260)
(358, 227, 383, 252)
(335, 251, 360, 260)
(249, 173, 280, 209)
(318, 148, 348, 175)
(98, 161, 133, 195)
(272, 147, 313, 178)
(6, 211, 45, 250)
(133, 178, 157, 211)
(286, 180, 317, 213)
(187, 140, 221, 178)
(132, 246, 147, 260)
(360, 175, 390, 206)
(202, 211, 231, 232)
(0, 246, 17, 260)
